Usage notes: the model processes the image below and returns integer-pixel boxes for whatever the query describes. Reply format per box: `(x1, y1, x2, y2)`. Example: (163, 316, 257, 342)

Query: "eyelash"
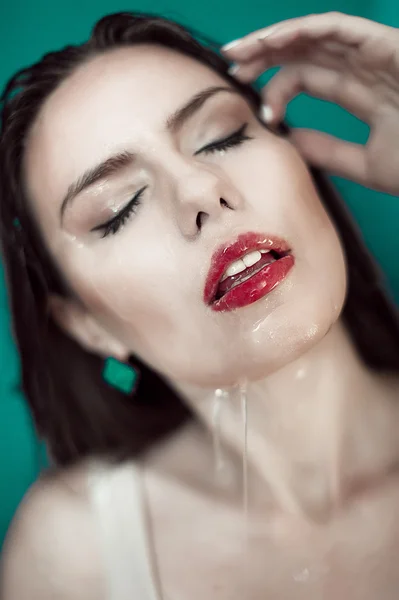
(196, 123, 252, 155)
(93, 123, 252, 238)
(91, 186, 147, 238)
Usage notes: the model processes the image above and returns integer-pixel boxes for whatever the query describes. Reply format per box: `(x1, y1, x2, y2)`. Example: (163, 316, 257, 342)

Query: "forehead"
(24, 45, 225, 215)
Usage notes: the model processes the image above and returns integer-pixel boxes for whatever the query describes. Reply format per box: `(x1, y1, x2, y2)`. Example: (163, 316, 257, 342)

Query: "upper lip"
(203, 232, 291, 305)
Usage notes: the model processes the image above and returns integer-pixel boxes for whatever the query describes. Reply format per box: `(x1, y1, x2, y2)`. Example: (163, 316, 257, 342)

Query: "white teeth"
(242, 250, 262, 268)
(222, 258, 246, 281)
(260, 249, 271, 254)
(221, 249, 265, 282)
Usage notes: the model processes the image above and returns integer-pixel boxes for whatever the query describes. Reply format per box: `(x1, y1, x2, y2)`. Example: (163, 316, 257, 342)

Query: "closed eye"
(195, 123, 252, 156)
(91, 186, 147, 238)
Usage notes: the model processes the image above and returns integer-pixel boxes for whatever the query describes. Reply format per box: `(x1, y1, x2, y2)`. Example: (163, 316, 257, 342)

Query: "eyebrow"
(60, 151, 135, 223)
(60, 85, 237, 222)
(166, 85, 236, 132)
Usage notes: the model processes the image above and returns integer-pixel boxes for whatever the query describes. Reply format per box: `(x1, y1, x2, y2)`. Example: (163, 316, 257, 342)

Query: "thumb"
(290, 129, 368, 185)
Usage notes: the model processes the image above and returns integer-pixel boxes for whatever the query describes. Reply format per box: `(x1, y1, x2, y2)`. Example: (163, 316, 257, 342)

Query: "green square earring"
(103, 357, 139, 395)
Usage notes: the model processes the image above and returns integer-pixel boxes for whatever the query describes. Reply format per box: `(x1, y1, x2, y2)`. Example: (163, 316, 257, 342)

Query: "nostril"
(196, 211, 208, 230)
(195, 199, 230, 231)
(220, 197, 230, 209)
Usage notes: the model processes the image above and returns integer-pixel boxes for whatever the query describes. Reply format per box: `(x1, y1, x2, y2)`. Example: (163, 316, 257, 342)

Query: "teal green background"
(0, 1, 398, 547)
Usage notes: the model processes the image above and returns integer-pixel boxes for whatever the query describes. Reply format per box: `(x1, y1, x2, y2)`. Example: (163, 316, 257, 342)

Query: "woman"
(1, 10, 399, 600)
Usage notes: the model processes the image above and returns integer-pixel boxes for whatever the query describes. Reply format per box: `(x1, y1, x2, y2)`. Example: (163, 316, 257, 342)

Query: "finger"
(222, 12, 389, 62)
(290, 128, 368, 185)
(229, 56, 269, 82)
(228, 46, 295, 83)
(229, 36, 351, 73)
(229, 38, 352, 86)
(262, 63, 375, 125)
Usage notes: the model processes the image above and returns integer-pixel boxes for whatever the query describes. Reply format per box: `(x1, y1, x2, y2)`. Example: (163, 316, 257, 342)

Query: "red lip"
(204, 232, 294, 312)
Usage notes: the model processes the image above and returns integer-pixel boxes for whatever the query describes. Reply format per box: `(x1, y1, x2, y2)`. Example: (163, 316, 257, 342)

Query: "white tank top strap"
(87, 459, 160, 600)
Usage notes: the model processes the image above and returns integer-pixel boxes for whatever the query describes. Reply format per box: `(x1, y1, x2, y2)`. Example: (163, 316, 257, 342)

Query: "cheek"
(70, 252, 175, 325)
(231, 137, 332, 232)
(230, 137, 346, 288)
(56, 222, 193, 354)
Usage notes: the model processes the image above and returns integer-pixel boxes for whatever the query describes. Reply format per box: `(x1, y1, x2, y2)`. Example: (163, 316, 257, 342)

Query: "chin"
(206, 286, 345, 388)
(257, 308, 343, 380)
(161, 260, 347, 390)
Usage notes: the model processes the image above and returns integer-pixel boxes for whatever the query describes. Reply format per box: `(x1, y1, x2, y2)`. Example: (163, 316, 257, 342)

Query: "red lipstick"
(204, 232, 294, 312)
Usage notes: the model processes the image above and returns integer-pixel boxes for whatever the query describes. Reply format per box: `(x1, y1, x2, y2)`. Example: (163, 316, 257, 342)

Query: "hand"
(222, 12, 399, 196)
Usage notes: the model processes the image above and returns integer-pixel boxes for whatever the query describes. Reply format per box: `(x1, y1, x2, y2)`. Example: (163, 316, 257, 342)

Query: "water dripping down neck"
(212, 388, 227, 476)
(239, 380, 249, 527)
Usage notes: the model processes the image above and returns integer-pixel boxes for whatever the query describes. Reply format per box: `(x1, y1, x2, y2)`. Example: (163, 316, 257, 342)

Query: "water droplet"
(293, 568, 310, 583)
(295, 367, 307, 380)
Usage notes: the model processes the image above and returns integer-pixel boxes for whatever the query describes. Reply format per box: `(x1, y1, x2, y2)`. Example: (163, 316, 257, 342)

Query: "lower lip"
(211, 254, 295, 312)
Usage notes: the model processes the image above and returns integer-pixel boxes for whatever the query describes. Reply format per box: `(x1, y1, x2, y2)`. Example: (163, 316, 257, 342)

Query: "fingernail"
(222, 39, 242, 51)
(228, 63, 240, 76)
(259, 104, 274, 123)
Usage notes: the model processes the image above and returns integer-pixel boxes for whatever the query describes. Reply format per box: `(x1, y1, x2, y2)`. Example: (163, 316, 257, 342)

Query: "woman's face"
(24, 45, 346, 387)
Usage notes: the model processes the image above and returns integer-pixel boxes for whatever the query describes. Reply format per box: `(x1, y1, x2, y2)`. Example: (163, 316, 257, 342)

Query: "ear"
(48, 295, 129, 362)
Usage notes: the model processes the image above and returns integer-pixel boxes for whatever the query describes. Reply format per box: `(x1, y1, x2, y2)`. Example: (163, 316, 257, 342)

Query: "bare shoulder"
(0, 461, 106, 600)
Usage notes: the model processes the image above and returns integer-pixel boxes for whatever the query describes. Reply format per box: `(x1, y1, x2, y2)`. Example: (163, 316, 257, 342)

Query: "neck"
(176, 321, 399, 520)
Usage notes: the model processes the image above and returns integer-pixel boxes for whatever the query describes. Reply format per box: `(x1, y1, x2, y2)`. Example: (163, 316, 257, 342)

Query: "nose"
(174, 166, 243, 238)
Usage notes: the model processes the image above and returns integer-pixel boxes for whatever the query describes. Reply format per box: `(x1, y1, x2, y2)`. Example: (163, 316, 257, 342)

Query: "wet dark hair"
(1, 12, 398, 467)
